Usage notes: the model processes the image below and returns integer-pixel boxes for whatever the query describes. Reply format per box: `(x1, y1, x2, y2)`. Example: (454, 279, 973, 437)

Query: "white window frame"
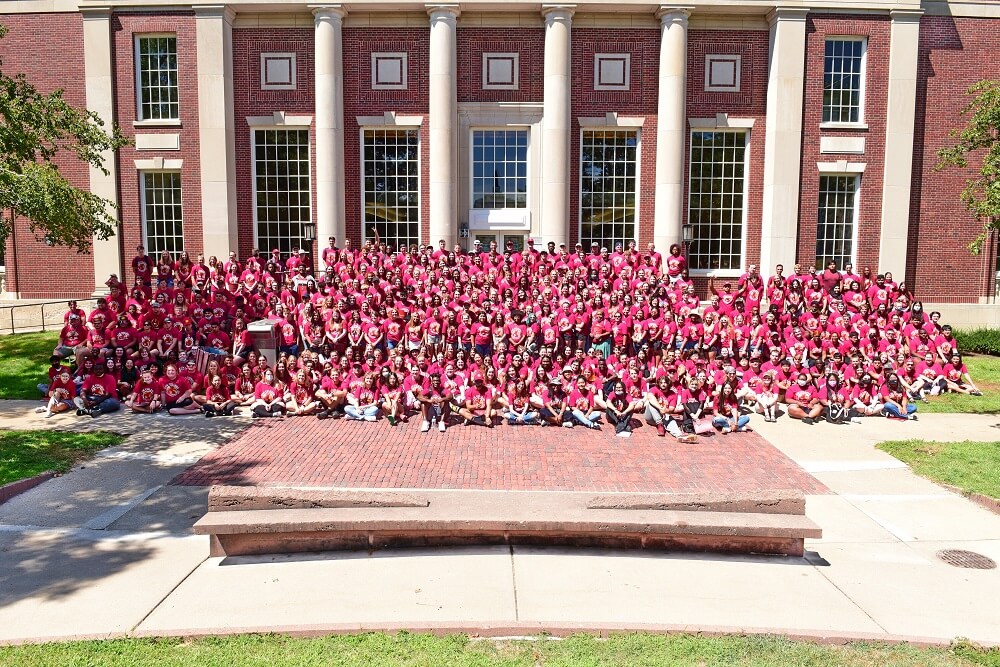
(139, 170, 185, 257)
(821, 36, 868, 129)
(359, 126, 422, 249)
(469, 127, 530, 212)
(250, 126, 313, 258)
(815, 173, 860, 271)
(578, 127, 642, 252)
(134, 33, 179, 122)
(686, 129, 750, 277)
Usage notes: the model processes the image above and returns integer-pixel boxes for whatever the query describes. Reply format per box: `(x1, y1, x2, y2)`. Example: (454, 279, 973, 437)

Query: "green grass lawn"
(0, 331, 59, 400)
(918, 354, 1000, 414)
(877, 439, 1000, 500)
(0, 633, 997, 667)
(0, 430, 123, 486)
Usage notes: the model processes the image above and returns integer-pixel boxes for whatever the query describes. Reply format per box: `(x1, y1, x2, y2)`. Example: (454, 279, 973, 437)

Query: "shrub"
(954, 328, 1000, 356)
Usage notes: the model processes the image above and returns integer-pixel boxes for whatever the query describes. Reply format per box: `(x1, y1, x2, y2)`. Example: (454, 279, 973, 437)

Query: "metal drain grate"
(936, 549, 997, 570)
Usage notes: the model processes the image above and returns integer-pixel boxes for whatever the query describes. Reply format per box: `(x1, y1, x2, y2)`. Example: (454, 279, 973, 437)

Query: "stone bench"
(194, 487, 822, 558)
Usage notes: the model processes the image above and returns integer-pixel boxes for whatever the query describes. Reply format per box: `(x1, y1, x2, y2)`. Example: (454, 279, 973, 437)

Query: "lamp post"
(302, 222, 316, 269)
(681, 223, 693, 266)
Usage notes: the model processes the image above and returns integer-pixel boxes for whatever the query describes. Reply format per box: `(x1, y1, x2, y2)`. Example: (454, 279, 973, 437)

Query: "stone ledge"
(587, 490, 805, 514)
(207, 485, 430, 511)
(0, 471, 55, 506)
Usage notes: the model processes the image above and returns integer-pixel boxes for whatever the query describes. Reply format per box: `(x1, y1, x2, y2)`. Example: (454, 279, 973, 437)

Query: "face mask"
(798, 379, 809, 387)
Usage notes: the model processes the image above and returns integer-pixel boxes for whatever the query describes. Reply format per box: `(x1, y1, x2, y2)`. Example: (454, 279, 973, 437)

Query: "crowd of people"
(38, 236, 983, 440)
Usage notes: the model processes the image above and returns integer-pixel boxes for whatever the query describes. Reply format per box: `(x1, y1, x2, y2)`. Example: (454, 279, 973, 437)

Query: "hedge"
(954, 328, 1000, 356)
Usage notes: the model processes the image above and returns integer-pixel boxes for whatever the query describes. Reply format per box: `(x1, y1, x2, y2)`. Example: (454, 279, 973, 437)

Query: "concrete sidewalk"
(0, 400, 998, 645)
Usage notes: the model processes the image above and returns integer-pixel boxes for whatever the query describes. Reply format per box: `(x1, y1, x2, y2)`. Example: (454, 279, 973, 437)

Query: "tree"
(0, 24, 129, 253)
(935, 79, 1000, 254)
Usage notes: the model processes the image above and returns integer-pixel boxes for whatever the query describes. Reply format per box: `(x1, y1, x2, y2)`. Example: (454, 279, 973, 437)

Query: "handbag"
(693, 417, 715, 435)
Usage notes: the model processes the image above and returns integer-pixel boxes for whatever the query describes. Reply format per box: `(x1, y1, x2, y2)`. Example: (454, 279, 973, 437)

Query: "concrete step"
(193, 488, 822, 558)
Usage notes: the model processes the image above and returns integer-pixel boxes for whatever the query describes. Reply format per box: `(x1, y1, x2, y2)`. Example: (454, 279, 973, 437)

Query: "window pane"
(471, 129, 528, 210)
(580, 129, 638, 252)
(362, 129, 420, 251)
(815, 174, 858, 270)
(253, 129, 312, 259)
(686, 131, 747, 271)
(822, 38, 864, 123)
(136, 36, 179, 121)
(141, 172, 184, 259)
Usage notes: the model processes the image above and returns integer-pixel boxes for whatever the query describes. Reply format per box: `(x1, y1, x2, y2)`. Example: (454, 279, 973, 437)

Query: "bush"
(954, 328, 1000, 356)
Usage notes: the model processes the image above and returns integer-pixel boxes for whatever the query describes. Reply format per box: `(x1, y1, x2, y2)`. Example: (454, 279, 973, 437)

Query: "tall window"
(363, 129, 420, 251)
(815, 175, 858, 270)
(253, 129, 311, 257)
(580, 129, 638, 251)
(141, 172, 184, 257)
(687, 130, 747, 271)
(472, 130, 528, 209)
(136, 36, 179, 121)
(823, 38, 866, 124)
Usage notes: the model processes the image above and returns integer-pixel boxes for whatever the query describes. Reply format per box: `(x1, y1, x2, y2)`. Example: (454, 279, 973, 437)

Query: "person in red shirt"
(159, 364, 200, 415)
(35, 368, 76, 417)
(74, 362, 120, 418)
(128, 368, 162, 414)
(459, 371, 494, 427)
(786, 373, 824, 424)
(132, 245, 154, 286)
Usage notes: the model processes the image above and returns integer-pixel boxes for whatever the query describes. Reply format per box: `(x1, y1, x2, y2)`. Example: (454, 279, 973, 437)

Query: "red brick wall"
(0, 13, 94, 298)
(457, 27, 544, 103)
(112, 12, 203, 284)
(909, 15, 999, 302)
(232, 27, 317, 263)
(343, 27, 430, 247)
(685, 29, 769, 279)
(570, 28, 659, 249)
(800, 15, 890, 275)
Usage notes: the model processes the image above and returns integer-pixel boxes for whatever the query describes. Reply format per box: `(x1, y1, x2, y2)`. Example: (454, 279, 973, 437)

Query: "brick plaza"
(173, 419, 829, 494)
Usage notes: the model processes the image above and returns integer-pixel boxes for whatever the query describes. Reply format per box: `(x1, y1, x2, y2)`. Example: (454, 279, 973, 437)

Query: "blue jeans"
(571, 409, 601, 428)
(91, 397, 121, 415)
(883, 403, 917, 418)
(345, 404, 379, 420)
(713, 415, 750, 430)
(506, 410, 539, 425)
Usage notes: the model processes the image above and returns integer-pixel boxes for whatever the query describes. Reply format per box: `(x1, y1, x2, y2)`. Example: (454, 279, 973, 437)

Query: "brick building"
(1, 0, 998, 310)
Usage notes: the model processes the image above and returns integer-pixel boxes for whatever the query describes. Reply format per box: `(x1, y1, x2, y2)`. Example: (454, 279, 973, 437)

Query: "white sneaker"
(421, 420, 430, 432)
(44, 411, 54, 418)
(562, 421, 574, 428)
(616, 431, 632, 438)
(438, 420, 446, 432)
(850, 417, 862, 424)
(34, 406, 47, 413)
(364, 415, 377, 422)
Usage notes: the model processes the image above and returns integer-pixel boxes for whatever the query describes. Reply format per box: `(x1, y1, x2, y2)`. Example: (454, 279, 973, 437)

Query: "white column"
(81, 7, 121, 294)
(427, 5, 460, 248)
(312, 6, 347, 264)
(759, 7, 808, 274)
(653, 6, 692, 253)
(194, 5, 238, 258)
(541, 5, 574, 249)
(879, 9, 923, 278)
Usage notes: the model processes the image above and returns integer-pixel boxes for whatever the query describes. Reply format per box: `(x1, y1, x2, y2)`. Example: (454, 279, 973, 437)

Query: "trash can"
(248, 318, 280, 366)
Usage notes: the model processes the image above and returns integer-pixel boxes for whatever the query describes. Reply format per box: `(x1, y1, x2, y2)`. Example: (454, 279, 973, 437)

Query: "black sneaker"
(89, 408, 101, 419)
(205, 410, 215, 418)
(316, 410, 330, 420)
(801, 417, 814, 425)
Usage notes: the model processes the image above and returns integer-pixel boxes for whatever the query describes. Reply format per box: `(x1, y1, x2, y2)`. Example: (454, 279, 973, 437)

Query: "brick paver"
(172, 418, 828, 494)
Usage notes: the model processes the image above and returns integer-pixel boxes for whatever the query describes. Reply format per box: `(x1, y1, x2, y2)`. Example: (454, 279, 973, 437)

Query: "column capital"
(655, 6, 693, 23)
(542, 5, 576, 22)
(766, 7, 809, 25)
(310, 5, 348, 21)
(79, 6, 112, 20)
(889, 8, 924, 23)
(426, 4, 461, 20)
(192, 4, 236, 22)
